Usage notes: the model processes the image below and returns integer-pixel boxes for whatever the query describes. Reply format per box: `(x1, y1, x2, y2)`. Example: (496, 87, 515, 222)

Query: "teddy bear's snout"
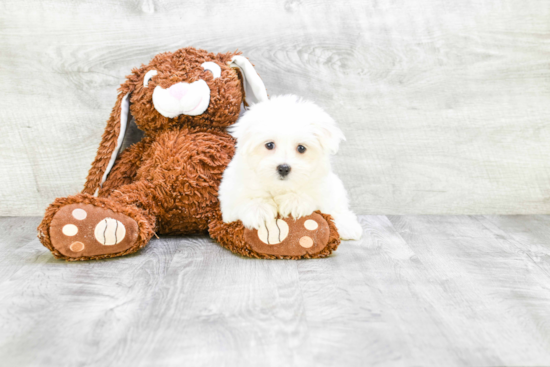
(152, 79, 211, 118)
(167, 83, 190, 101)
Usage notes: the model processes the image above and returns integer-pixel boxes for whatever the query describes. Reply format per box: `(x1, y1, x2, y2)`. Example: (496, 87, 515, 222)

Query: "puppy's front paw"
(333, 213, 363, 240)
(239, 200, 278, 230)
(276, 193, 317, 220)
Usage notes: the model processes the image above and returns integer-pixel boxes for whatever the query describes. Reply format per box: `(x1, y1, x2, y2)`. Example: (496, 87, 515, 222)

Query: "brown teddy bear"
(37, 47, 340, 261)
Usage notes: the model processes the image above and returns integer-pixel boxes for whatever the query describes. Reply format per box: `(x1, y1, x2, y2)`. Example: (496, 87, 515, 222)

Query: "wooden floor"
(1, 215, 550, 366)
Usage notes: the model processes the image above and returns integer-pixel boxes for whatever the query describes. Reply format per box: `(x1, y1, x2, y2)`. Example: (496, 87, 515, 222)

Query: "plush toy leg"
(208, 211, 341, 259)
(38, 192, 156, 261)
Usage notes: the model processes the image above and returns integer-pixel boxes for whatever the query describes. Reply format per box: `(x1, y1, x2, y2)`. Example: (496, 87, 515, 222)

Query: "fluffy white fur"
(219, 95, 362, 240)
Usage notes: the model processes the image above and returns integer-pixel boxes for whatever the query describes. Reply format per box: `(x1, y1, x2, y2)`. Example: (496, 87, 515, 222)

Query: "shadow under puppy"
(219, 94, 363, 241)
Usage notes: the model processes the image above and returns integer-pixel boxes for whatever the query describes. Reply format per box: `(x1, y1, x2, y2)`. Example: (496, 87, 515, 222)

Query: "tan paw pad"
(62, 224, 78, 236)
(94, 218, 126, 246)
(257, 219, 289, 245)
(299, 236, 314, 248)
(72, 208, 87, 220)
(49, 203, 139, 258)
(244, 212, 331, 257)
(304, 219, 318, 230)
(70, 242, 85, 252)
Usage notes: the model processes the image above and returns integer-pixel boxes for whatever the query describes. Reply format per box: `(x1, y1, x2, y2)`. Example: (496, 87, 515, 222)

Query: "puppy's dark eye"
(265, 142, 275, 150)
(297, 145, 307, 154)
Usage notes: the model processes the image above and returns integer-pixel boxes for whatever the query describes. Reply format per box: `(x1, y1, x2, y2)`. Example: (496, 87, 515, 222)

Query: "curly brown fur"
(98, 137, 152, 197)
(83, 48, 243, 196)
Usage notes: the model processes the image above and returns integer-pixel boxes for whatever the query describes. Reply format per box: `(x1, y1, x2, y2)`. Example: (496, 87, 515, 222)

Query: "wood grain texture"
(1, 215, 550, 366)
(1, 0, 550, 215)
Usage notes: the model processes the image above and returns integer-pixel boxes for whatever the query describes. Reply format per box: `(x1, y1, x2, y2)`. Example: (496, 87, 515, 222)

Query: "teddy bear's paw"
(49, 204, 139, 259)
(243, 212, 332, 258)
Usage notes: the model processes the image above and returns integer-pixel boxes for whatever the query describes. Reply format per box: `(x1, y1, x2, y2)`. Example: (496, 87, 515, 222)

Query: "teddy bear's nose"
(167, 82, 190, 100)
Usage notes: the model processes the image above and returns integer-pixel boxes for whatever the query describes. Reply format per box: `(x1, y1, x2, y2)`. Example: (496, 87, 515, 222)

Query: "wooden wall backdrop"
(1, 0, 550, 216)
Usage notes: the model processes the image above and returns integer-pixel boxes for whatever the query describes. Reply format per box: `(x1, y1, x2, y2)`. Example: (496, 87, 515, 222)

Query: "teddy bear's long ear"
(82, 89, 133, 196)
(230, 55, 268, 107)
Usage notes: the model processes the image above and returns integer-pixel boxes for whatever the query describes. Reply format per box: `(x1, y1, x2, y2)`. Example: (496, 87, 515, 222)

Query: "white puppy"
(219, 95, 362, 240)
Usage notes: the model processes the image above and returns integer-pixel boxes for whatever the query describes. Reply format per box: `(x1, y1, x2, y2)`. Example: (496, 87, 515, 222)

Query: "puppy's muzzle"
(277, 164, 291, 178)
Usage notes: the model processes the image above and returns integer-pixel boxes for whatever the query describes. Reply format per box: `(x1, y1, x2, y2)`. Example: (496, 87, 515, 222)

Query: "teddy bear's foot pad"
(244, 213, 330, 257)
(50, 204, 139, 258)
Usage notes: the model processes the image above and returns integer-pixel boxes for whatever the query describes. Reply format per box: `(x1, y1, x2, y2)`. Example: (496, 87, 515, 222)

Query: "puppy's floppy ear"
(230, 55, 268, 108)
(82, 77, 136, 195)
(227, 112, 255, 152)
(314, 114, 346, 155)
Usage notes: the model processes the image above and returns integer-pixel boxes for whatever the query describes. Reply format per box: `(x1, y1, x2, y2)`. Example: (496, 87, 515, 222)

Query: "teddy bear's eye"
(201, 62, 221, 79)
(143, 70, 157, 87)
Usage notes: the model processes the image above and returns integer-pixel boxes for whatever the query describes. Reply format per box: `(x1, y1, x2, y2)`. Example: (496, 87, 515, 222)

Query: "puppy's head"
(230, 95, 345, 188)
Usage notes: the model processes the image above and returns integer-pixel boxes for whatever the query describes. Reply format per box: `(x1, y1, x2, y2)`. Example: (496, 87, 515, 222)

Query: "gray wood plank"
(388, 215, 550, 365)
(479, 215, 550, 277)
(2, 0, 550, 215)
(0, 217, 40, 247)
(0, 217, 45, 284)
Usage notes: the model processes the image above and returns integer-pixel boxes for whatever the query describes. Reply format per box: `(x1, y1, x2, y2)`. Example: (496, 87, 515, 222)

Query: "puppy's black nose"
(277, 164, 291, 177)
